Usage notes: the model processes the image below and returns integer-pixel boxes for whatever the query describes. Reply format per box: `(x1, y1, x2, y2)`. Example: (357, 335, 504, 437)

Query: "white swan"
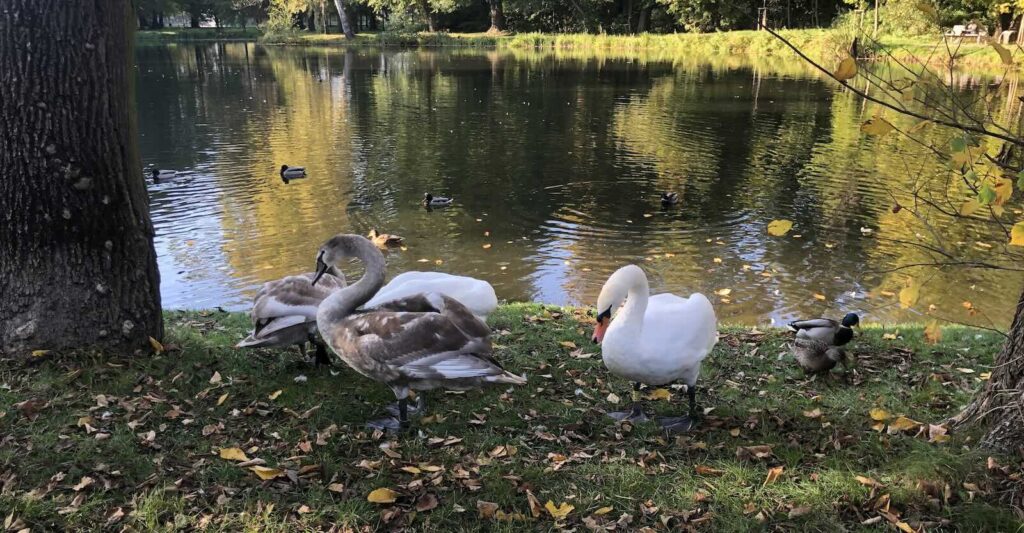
(362, 271, 497, 320)
(592, 265, 718, 433)
(236, 269, 346, 366)
(312, 234, 526, 431)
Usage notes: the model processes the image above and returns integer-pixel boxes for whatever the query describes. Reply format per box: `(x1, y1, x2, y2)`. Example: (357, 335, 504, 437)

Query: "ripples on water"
(136, 43, 1021, 327)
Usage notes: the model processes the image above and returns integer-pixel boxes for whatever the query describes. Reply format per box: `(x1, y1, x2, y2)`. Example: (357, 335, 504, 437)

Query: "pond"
(136, 43, 1021, 328)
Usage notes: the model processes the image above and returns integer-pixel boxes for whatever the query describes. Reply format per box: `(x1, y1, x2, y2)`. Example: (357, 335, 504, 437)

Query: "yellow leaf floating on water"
(544, 501, 574, 520)
(767, 219, 794, 237)
(367, 487, 399, 504)
(268, 390, 283, 401)
(1011, 222, 1024, 246)
(813, 293, 827, 301)
(250, 466, 284, 480)
(763, 466, 784, 486)
(219, 447, 249, 462)
(861, 116, 895, 136)
(924, 320, 942, 345)
(899, 281, 919, 309)
(869, 408, 892, 421)
(834, 57, 858, 81)
(148, 337, 164, 354)
(992, 42, 1014, 65)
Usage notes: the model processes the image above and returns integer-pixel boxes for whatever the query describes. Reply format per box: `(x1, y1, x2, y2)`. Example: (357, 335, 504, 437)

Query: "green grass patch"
(137, 27, 261, 43)
(0, 305, 1021, 530)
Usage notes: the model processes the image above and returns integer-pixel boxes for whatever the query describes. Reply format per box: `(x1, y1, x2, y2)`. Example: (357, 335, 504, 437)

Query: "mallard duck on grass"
(788, 313, 859, 376)
(592, 265, 718, 433)
(312, 234, 526, 431)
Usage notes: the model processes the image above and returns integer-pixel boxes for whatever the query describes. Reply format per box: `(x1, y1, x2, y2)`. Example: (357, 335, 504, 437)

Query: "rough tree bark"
(333, 0, 355, 39)
(417, 0, 438, 32)
(952, 287, 1024, 452)
(0, 0, 162, 356)
(487, 0, 506, 33)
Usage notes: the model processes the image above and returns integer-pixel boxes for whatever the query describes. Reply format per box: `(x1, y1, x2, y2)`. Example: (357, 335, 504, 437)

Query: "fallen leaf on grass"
(788, 505, 812, 518)
(545, 501, 574, 520)
(268, 390, 283, 400)
(367, 488, 398, 504)
(803, 409, 822, 419)
(695, 465, 725, 476)
(869, 408, 892, 421)
(250, 466, 284, 480)
(645, 388, 671, 401)
(736, 445, 774, 461)
(72, 476, 94, 491)
(924, 320, 942, 345)
(217, 393, 229, 406)
(593, 506, 614, 515)
(763, 466, 784, 486)
(149, 337, 164, 354)
(327, 483, 345, 493)
(219, 448, 249, 462)
(416, 493, 439, 512)
(559, 341, 578, 349)
(209, 371, 222, 384)
(888, 416, 922, 433)
(477, 500, 499, 519)
(526, 490, 543, 518)
(855, 475, 883, 487)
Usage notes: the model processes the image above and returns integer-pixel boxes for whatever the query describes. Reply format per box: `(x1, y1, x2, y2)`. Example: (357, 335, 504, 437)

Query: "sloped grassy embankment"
(1, 305, 1021, 531)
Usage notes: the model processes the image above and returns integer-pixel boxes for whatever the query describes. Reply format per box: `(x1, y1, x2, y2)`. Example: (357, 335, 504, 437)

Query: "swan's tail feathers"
(489, 371, 527, 386)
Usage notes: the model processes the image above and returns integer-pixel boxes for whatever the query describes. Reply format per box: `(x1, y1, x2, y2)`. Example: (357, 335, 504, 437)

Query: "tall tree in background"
(334, 0, 357, 37)
(0, 0, 162, 355)
(487, 0, 506, 32)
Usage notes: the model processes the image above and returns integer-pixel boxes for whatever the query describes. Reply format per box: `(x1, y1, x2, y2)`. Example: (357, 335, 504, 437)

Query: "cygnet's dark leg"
(607, 382, 649, 423)
(312, 339, 332, 367)
(658, 384, 699, 434)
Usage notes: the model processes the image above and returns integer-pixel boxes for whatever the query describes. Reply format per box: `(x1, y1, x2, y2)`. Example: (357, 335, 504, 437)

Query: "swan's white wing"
(642, 292, 718, 364)
(362, 272, 497, 319)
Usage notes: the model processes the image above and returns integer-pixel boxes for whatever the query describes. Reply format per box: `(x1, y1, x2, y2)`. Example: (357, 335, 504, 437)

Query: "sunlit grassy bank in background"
(1, 305, 1020, 531)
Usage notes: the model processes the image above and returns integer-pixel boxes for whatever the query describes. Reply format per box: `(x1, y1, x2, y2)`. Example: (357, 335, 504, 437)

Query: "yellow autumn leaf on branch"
(959, 199, 981, 217)
(899, 281, 919, 309)
(544, 501, 574, 520)
(834, 57, 857, 81)
(218, 447, 249, 462)
(767, 219, 794, 236)
(1010, 222, 1024, 246)
(367, 487, 399, 504)
(861, 116, 895, 136)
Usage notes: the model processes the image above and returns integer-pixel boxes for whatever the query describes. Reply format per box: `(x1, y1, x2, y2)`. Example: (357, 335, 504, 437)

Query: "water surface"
(136, 43, 1021, 327)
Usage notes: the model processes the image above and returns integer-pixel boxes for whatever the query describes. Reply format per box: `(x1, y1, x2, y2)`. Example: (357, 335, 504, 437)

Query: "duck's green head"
(841, 312, 860, 328)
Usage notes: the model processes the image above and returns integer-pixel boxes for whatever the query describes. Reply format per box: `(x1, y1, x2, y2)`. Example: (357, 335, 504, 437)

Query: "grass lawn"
(1, 305, 1021, 531)
(136, 27, 262, 43)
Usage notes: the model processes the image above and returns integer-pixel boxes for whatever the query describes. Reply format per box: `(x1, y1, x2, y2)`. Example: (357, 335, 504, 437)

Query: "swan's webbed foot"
(385, 394, 425, 418)
(607, 403, 649, 423)
(657, 415, 698, 434)
(366, 416, 408, 433)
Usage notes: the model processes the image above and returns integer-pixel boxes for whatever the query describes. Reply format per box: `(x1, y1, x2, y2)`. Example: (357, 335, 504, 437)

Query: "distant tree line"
(135, 0, 1024, 36)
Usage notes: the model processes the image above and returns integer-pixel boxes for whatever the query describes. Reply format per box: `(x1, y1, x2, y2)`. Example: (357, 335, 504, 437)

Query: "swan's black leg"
(657, 384, 699, 434)
(607, 382, 649, 422)
(386, 393, 425, 418)
(313, 340, 331, 367)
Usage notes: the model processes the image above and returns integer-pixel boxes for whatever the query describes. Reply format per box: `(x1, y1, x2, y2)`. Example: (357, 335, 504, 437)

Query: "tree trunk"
(637, 4, 650, 32)
(417, 0, 438, 32)
(190, 14, 200, 28)
(333, 0, 355, 38)
(0, 0, 162, 356)
(953, 287, 1024, 452)
(307, 7, 316, 32)
(625, 0, 634, 33)
(487, 0, 506, 33)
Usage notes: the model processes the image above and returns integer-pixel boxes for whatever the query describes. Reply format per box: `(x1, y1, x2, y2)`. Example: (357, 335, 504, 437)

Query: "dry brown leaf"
(763, 466, 784, 486)
(268, 389, 283, 401)
(416, 493, 439, 512)
(209, 371, 222, 384)
(477, 500, 499, 519)
(695, 465, 725, 476)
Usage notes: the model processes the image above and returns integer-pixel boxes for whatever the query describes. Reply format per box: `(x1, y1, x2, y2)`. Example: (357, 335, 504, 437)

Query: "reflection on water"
(136, 43, 1022, 327)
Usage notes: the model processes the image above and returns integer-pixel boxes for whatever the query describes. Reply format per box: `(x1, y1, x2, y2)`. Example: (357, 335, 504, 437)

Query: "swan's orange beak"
(592, 316, 609, 344)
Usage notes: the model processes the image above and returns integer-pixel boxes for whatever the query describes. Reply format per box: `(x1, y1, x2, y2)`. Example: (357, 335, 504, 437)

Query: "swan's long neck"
(318, 239, 386, 323)
(609, 267, 649, 338)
